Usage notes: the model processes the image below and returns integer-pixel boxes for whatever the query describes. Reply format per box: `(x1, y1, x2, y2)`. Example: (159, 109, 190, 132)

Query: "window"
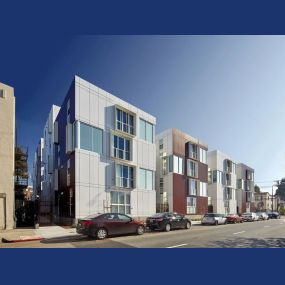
(188, 179, 198, 196)
(139, 168, 154, 190)
(213, 170, 223, 184)
(139, 118, 154, 143)
(199, 182, 207, 197)
(80, 122, 103, 154)
(188, 143, 198, 160)
(173, 155, 184, 175)
(67, 99, 71, 123)
(159, 139, 163, 150)
(115, 108, 134, 135)
(115, 164, 134, 188)
(0, 89, 5, 98)
(110, 191, 131, 214)
(159, 178, 163, 194)
(112, 135, 131, 161)
(224, 187, 232, 200)
(187, 197, 196, 214)
(187, 159, 198, 178)
(199, 148, 207, 164)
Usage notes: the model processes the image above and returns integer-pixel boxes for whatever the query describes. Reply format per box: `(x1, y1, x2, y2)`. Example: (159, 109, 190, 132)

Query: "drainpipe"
(0, 193, 7, 230)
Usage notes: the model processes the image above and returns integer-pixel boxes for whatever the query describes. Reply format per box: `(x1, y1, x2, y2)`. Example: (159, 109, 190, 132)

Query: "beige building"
(0, 82, 15, 229)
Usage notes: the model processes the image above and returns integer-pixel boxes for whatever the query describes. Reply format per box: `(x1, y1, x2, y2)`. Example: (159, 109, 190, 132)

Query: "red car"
(76, 213, 145, 239)
(226, 214, 243, 224)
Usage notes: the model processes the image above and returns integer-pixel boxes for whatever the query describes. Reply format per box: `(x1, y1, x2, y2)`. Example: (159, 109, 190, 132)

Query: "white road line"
(166, 243, 188, 248)
(233, 231, 245, 235)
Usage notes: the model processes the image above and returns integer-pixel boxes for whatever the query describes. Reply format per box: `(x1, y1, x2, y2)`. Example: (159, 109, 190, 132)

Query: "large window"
(188, 179, 198, 196)
(187, 197, 196, 214)
(199, 148, 207, 164)
(224, 187, 233, 200)
(112, 135, 131, 161)
(116, 108, 134, 135)
(139, 168, 154, 190)
(213, 170, 224, 184)
(139, 118, 153, 143)
(80, 122, 103, 154)
(115, 164, 134, 188)
(110, 191, 131, 214)
(187, 159, 198, 178)
(199, 182, 207, 197)
(188, 143, 198, 160)
(173, 155, 184, 175)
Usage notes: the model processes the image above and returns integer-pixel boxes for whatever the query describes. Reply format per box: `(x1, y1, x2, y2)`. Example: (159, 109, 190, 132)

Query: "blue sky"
(1, 35, 284, 190)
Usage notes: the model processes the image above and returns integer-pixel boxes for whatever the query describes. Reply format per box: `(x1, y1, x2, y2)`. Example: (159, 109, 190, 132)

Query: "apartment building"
(236, 163, 254, 213)
(207, 150, 238, 215)
(51, 76, 156, 224)
(155, 129, 208, 216)
(0, 82, 16, 229)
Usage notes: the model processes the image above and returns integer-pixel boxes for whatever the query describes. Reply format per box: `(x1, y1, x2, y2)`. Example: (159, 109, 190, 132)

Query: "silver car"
(256, 212, 269, 220)
(242, 212, 258, 222)
(201, 213, 227, 226)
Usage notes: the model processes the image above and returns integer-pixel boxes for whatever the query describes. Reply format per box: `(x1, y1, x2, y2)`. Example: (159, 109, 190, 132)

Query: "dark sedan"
(76, 213, 145, 239)
(267, 212, 281, 219)
(146, 212, 191, 232)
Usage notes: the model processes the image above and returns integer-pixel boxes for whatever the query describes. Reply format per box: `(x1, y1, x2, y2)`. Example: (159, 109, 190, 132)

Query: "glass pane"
(93, 127, 103, 154)
(125, 206, 131, 215)
(123, 165, 128, 178)
(111, 192, 118, 204)
(118, 205, 125, 214)
(139, 168, 145, 189)
(126, 193, 130, 204)
(139, 119, 146, 140)
(173, 156, 179, 173)
(114, 135, 118, 148)
(80, 123, 92, 151)
(125, 139, 130, 152)
(111, 205, 118, 213)
(119, 192, 125, 204)
(146, 122, 153, 143)
(146, 170, 153, 190)
(119, 137, 124, 150)
(129, 115, 134, 127)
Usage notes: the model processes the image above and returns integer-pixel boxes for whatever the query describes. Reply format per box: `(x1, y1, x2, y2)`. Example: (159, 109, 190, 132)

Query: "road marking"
(233, 231, 245, 235)
(166, 243, 188, 248)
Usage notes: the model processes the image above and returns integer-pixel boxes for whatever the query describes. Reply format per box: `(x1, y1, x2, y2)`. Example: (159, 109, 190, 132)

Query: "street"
(1, 217, 285, 248)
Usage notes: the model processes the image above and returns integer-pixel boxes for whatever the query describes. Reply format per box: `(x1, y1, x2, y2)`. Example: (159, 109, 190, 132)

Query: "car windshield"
(204, 214, 215, 217)
(151, 213, 165, 218)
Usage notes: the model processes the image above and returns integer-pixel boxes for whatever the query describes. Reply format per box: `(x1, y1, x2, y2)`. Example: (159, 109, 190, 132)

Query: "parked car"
(242, 212, 258, 222)
(201, 213, 227, 225)
(146, 212, 191, 232)
(256, 212, 269, 220)
(226, 214, 243, 224)
(76, 213, 145, 239)
(267, 212, 281, 219)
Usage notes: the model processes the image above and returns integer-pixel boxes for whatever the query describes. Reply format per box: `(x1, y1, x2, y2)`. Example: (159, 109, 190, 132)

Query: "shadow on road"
(212, 237, 285, 248)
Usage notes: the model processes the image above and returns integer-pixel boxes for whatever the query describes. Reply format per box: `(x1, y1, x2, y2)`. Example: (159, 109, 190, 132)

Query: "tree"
(276, 178, 285, 201)
(254, 185, 261, 193)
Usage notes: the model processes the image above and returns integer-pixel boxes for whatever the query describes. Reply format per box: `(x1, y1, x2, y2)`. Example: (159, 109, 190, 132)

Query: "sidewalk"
(0, 226, 79, 244)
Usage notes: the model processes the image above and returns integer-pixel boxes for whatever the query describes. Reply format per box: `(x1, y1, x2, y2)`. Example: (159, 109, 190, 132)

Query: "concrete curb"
(1, 236, 44, 243)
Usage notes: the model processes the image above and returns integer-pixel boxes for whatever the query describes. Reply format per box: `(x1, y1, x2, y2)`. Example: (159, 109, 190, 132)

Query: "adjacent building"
(155, 129, 209, 216)
(0, 82, 16, 229)
(208, 150, 255, 215)
(236, 163, 254, 213)
(208, 150, 238, 215)
(254, 192, 280, 212)
(50, 76, 156, 224)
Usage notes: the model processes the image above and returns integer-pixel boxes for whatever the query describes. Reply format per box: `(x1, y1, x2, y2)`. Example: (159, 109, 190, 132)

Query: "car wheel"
(234, 220, 237, 224)
(224, 220, 228, 225)
(215, 221, 218, 226)
(137, 225, 145, 235)
(165, 223, 171, 232)
(185, 222, 191, 229)
(96, 228, 108, 240)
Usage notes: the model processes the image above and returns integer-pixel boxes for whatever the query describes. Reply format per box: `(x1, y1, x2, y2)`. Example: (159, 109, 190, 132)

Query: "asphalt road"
(2, 217, 285, 248)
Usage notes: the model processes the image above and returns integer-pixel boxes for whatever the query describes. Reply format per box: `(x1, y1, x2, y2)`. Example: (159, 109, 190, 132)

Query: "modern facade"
(51, 76, 156, 224)
(0, 82, 16, 229)
(155, 129, 208, 216)
(236, 163, 254, 213)
(208, 150, 238, 215)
